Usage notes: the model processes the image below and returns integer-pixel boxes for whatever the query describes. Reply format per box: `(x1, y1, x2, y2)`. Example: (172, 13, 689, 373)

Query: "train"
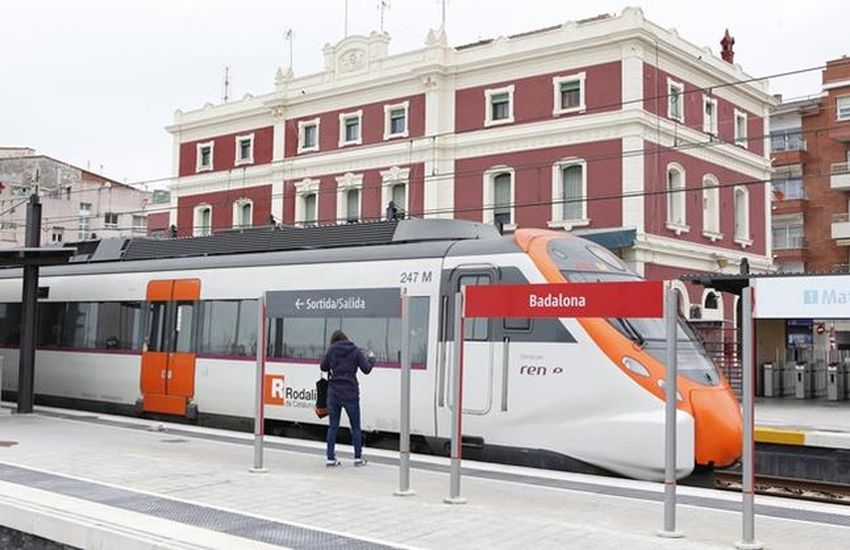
(0, 219, 742, 480)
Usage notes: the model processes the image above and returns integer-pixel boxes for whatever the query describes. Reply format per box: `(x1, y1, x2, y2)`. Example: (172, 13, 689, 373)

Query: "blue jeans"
(326, 390, 363, 460)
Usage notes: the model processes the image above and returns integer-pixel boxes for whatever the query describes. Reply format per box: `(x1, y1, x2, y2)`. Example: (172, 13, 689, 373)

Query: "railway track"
(715, 471, 850, 504)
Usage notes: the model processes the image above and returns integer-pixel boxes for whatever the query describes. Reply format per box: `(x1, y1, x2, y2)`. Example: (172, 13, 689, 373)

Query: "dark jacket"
(320, 340, 375, 401)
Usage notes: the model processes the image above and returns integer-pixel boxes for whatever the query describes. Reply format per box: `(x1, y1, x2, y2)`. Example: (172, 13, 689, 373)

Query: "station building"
(164, 8, 775, 334)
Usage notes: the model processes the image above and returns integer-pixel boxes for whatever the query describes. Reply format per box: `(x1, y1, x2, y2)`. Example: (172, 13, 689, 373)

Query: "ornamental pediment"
(323, 31, 390, 79)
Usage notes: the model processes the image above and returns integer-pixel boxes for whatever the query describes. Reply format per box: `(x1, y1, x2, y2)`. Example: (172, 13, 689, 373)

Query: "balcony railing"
(831, 213, 850, 240)
(772, 234, 807, 249)
(830, 163, 850, 190)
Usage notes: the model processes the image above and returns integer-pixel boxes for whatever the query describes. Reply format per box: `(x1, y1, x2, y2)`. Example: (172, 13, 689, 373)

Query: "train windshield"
(547, 238, 720, 386)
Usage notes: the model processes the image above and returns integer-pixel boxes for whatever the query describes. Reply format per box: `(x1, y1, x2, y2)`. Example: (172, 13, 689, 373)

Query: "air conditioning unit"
(690, 305, 702, 320)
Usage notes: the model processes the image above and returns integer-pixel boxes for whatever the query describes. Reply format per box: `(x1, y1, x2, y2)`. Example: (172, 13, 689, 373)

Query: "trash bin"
(764, 362, 783, 397)
(795, 362, 814, 399)
(827, 362, 847, 401)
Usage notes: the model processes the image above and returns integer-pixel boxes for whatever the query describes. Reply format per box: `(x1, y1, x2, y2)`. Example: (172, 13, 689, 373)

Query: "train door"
(438, 268, 498, 426)
(140, 279, 200, 416)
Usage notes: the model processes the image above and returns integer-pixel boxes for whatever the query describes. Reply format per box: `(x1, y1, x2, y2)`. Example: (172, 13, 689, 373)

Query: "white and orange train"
(0, 219, 741, 480)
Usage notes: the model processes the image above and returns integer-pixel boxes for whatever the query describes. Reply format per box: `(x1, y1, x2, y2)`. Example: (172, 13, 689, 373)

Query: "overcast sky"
(2, 1, 847, 187)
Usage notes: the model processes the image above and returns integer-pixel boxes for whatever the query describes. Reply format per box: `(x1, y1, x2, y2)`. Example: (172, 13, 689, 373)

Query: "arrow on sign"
(294, 298, 304, 310)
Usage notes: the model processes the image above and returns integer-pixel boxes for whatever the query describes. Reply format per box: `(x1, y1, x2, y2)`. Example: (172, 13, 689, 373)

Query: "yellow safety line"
(755, 426, 807, 445)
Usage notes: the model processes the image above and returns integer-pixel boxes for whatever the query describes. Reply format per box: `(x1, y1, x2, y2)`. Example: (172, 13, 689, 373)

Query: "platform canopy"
(0, 247, 76, 267)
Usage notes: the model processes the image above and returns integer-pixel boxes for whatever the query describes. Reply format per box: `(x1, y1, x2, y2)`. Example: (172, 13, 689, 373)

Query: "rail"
(715, 471, 850, 505)
(832, 162, 850, 175)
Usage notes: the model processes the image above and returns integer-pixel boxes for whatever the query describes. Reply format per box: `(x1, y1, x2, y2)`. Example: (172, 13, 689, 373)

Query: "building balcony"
(831, 213, 850, 240)
(831, 163, 850, 190)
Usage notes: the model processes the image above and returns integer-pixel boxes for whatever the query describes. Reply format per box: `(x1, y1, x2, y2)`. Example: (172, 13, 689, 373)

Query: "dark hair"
(330, 330, 348, 344)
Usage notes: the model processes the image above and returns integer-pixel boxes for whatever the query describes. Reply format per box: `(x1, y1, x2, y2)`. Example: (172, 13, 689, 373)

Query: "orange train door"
(140, 279, 200, 416)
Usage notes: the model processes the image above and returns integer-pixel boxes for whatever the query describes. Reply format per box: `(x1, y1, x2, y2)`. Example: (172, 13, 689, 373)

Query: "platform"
(755, 398, 850, 448)
(1, 404, 849, 549)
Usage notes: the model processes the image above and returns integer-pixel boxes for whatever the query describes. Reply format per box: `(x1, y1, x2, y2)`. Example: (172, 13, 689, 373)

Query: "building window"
(772, 218, 804, 250)
(335, 172, 363, 224)
(552, 73, 586, 115)
(298, 119, 320, 153)
(294, 178, 320, 226)
(381, 166, 410, 220)
(132, 215, 146, 230)
(104, 212, 119, 228)
(770, 128, 804, 152)
(702, 175, 721, 240)
(485, 85, 515, 126)
(233, 199, 253, 228)
(733, 186, 751, 246)
(668, 79, 684, 122)
(838, 96, 850, 121)
(384, 101, 409, 139)
(772, 176, 805, 200)
(482, 167, 515, 228)
(193, 204, 212, 237)
(734, 110, 748, 147)
(303, 194, 317, 225)
(78, 202, 92, 240)
(339, 110, 363, 146)
(702, 96, 718, 135)
(196, 141, 214, 172)
(549, 159, 588, 228)
(235, 134, 254, 165)
(51, 227, 64, 243)
(666, 164, 688, 233)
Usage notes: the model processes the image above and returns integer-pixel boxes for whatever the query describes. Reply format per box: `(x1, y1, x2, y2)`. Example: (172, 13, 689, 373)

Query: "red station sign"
(464, 281, 664, 319)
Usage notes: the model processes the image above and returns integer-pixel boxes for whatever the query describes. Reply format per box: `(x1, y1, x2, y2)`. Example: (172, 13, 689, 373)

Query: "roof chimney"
(720, 29, 735, 64)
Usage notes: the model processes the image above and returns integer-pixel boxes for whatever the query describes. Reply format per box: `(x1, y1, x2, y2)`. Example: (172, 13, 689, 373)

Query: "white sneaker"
(354, 457, 367, 467)
(326, 458, 342, 468)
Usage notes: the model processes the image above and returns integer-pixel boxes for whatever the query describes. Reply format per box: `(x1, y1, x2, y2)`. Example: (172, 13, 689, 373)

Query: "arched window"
(295, 178, 320, 227)
(702, 175, 720, 237)
(232, 199, 253, 228)
(483, 166, 515, 228)
(335, 172, 363, 224)
(704, 291, 718, 310)
(193, 204, 212, 237)
(734, 186, 750, 245)
(549, 159, 588, 227)
(666, 164, 687, 231)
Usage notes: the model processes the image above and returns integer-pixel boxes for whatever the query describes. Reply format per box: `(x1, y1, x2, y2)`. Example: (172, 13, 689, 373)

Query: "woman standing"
(320, 330, 375, 466)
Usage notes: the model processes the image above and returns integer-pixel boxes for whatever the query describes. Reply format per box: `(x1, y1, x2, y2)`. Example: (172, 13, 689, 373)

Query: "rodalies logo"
(263, 375, 318, 409)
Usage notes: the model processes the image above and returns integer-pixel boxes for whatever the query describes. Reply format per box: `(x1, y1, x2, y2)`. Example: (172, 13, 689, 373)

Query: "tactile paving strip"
(0, 463, 396, 549)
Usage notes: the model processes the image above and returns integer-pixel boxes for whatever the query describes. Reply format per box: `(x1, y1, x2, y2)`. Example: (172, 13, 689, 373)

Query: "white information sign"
(753, 275, 850, 319)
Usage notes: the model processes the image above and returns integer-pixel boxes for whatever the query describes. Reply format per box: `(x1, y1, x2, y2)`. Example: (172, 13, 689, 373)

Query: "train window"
(459, 274, 490, 341)
(266, 297, 430, 365)
(146, 302, 168, 352)
(198, 300, 258, 356)
(96, 302, 143, 350)
(62, 302, 99, 349)
(0, 303, 22, 345)
(174, 302, 195, 353)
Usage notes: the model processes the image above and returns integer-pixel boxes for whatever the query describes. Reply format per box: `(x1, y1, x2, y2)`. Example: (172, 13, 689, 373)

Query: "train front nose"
(689, 387, 742, 467)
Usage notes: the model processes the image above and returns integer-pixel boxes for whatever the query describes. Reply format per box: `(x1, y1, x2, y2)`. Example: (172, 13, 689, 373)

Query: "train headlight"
(622, 356, 650, 377)
(657, 379, 683, 401)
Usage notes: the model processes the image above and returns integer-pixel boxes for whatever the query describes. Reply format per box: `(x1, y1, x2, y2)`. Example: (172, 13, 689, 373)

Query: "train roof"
(0, 219, 522, 278)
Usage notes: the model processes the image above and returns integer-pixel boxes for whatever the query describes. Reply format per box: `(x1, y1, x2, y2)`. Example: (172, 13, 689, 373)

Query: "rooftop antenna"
(284, 29, 294, 69)
(222, 66, 231, 102)
(378, 0, 390, 32)
(344, 0, 350, 37)
(440, 0, 447, 30)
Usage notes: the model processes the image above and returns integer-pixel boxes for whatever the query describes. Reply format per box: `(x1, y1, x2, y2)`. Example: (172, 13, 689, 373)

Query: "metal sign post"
(250, 292, 268, 473)
(395, 289, 415, 497)
(736, 286, 762, 549)
(658, 287, 682, 538)
(444, 289, 467, 504)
